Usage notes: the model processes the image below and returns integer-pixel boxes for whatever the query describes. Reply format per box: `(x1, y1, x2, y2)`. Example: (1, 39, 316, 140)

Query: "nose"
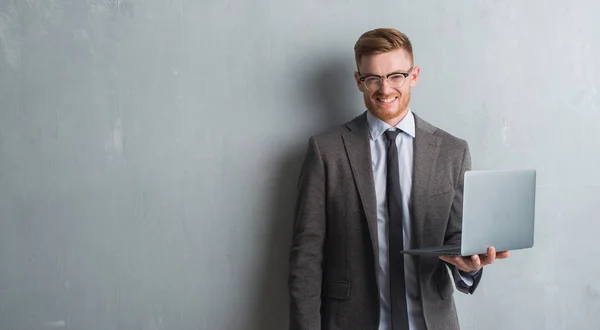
(379, 78, 394, 94)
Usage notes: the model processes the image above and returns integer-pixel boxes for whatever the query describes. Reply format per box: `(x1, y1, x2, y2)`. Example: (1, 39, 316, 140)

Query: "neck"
(372, 108, 409, 127)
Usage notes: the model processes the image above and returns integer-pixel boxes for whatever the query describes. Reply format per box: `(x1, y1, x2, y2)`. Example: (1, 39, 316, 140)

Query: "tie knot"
(384, 129, 402, 142)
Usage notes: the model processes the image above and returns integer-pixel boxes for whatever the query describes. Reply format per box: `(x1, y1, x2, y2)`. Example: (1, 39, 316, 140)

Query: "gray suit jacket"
(288, 111, 482, 330)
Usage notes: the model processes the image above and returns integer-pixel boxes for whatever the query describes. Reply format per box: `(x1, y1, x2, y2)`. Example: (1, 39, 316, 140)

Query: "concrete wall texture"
(1, 0, 599, 329)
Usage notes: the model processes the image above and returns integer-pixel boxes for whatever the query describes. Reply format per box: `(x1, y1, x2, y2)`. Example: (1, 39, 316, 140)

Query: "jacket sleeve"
(443, 142, 483, 294)
(288, 136, 326, 330)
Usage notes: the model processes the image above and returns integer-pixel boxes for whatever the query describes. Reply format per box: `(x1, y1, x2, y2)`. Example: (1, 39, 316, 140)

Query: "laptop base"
(400, 244, 462, 256)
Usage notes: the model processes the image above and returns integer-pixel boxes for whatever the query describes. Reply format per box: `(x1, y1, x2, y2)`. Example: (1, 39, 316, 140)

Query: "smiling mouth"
(376, 96, 398, 104)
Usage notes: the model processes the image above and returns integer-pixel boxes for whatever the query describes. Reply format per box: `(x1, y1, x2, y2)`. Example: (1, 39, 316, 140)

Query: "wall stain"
(587, 284, 600, 301)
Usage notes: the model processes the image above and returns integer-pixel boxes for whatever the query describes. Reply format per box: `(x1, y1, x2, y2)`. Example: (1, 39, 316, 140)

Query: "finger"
(471, 254, 481, 270)
(496, 251, 510, 259)
(478, 247, 492, 265)
(484, 246, 497, 265)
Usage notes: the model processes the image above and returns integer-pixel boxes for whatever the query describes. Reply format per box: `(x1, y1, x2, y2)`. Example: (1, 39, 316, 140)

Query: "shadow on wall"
(247, 55, 359, 330)
(307, 54, 362, 132)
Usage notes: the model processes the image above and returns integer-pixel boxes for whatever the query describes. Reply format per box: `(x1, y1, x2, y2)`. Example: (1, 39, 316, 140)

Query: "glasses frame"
(358, 67, 414, 91)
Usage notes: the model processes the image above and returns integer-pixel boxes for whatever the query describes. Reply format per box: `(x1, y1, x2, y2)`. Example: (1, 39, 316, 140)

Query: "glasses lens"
(363, 74, 408, 91)
(387, 74, 406, 88)
(364, 77, 381, 91)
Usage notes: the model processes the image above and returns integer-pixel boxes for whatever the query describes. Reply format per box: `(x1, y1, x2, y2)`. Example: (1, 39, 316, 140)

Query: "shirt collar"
(366, 109, 416, 141)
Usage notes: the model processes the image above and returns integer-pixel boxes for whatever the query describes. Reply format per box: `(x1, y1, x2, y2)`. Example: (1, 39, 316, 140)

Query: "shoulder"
(415, 113, 469, 151)
(415, 113, 472, 173)
(308, 112, 365, 145)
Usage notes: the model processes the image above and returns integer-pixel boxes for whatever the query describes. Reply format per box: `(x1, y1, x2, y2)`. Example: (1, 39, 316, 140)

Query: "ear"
(409, 66, 421, 88)
(353, 71, 364, 92)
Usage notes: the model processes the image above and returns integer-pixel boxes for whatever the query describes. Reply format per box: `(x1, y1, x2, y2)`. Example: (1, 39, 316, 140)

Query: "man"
(288, 28, 509, 330)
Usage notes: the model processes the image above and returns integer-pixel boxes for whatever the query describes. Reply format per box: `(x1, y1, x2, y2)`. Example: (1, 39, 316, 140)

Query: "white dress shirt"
(366, 109, 473, 330)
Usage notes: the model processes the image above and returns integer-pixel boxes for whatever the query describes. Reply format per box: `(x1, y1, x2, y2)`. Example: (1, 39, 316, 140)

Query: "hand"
(439, 247, 510, 273)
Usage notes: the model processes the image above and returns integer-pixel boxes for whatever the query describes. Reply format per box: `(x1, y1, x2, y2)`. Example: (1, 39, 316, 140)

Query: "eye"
(364, 77, 380, 84)
(388, 74, 406, 82)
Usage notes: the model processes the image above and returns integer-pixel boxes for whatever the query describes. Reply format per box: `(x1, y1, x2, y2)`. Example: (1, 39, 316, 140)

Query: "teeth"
(378, 97, 397, 103)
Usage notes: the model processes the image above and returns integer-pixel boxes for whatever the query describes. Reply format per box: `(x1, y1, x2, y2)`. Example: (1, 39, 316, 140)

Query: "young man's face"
(354, 48, 420, 125)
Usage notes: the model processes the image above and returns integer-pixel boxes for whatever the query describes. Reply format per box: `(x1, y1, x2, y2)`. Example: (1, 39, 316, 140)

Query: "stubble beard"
(366, 91, 411, 122)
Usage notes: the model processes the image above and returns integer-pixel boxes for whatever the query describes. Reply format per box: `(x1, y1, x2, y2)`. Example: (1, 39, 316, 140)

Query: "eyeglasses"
(358, 67, 414, 91)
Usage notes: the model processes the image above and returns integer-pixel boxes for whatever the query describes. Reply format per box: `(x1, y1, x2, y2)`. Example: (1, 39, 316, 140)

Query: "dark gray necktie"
(384, 129, 409, 330)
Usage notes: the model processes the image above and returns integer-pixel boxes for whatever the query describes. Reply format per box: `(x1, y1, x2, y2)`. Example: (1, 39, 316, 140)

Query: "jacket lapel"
(342, 113, 379, 262)
(341, 112, 442, 259)
(411, 114, 442, 248)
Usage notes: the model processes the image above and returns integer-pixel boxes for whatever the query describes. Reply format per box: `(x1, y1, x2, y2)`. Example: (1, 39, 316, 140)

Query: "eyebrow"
(359, 69, 411, 77)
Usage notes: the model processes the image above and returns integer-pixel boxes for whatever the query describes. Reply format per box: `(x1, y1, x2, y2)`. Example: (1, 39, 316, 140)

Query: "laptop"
(400, 169, 536, 256)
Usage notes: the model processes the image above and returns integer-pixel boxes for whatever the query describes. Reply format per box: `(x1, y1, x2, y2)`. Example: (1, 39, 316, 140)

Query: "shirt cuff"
(458, 268, 480, 287)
